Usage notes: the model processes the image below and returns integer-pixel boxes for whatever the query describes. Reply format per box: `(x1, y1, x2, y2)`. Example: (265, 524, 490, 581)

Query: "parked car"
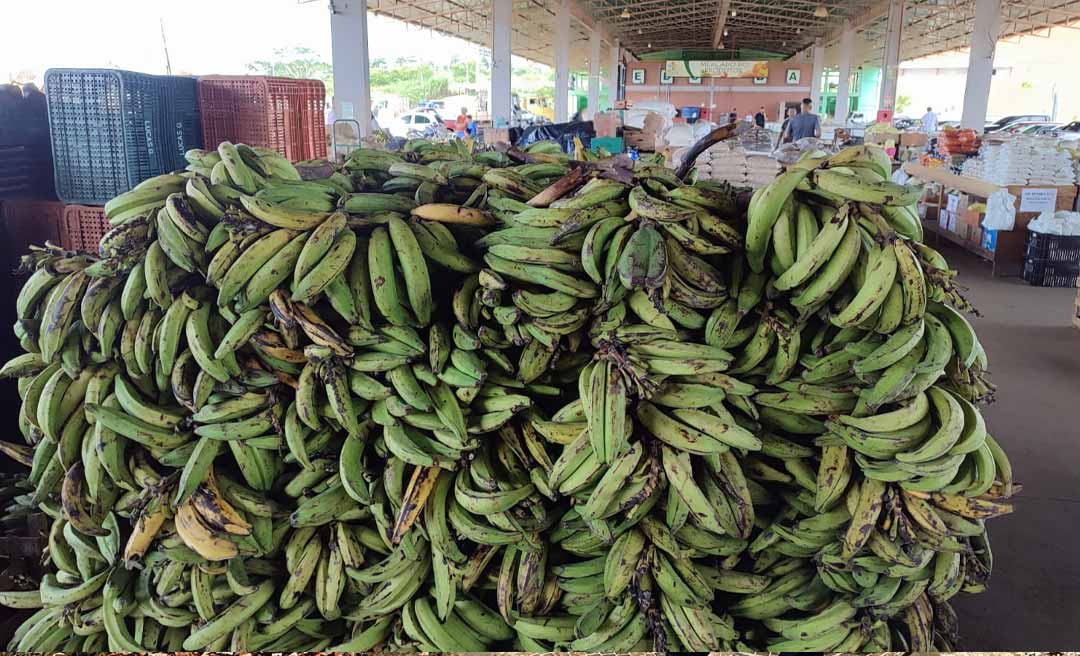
(1011, 122, 1062, 135)
(1050, 121, 1080, 141)
(844, 111, 868, 138)
(984, 114, 1051, 133)
(893, 116, 919, 130)
(387, 111, 448, 138)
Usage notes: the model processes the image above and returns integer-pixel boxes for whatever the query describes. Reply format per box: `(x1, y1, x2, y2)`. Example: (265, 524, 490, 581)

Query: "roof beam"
(713, 0, 731, 47)
(821, 0, 891, 44)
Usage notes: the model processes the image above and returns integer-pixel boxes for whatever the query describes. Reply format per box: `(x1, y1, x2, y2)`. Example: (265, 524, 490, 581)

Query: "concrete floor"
(939, 244, 1080, 650)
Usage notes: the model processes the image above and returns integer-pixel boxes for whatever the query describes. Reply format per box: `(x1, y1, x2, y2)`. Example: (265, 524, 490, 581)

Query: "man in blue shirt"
(782, 98, 821, 142)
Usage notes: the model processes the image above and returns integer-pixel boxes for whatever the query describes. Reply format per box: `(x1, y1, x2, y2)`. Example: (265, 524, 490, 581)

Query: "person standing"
(754, 106, 767, 128)
(921, 106, 939, 134)
(776, 107, 798, 148)
(782, 97, 821, 142)
(728, 106, 738, 124)
(455, 107, 469, 137)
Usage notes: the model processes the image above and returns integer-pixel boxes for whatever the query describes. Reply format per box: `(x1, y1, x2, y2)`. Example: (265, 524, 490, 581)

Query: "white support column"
(879, 0, 904, 112)
(491, 0, 513, 126)
(330, 0, 371, 137)
(810, 40, 825, 114)
(587, 30, 601, 119)
(961, 0, 1002, 131)
(553, 0, 571, 123)
(835, 23, 855, 122)
(608, 39, 620, 109)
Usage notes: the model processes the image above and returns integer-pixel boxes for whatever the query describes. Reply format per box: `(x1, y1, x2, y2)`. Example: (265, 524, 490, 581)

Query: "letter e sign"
(786, 69, 801, 85)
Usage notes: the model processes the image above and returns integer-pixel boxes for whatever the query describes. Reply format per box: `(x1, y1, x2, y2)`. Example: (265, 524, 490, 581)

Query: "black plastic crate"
(1022, 258, 1079, 287)
(0, 86, 49, 148)
(1025, 230, 1080, 263)
(44, 68, 202, 205)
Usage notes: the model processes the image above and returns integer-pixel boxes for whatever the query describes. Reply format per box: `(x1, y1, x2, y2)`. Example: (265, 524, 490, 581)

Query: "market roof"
(860, 0, 1080, 64)
(343, 0, 1080, 65)
(360, 0, 604, 67)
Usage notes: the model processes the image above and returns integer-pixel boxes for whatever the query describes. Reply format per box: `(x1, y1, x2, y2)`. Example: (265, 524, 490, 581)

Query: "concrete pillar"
(553, 0, 571, 122)
(491, 0, 513, 126)
(878, 0, 904, 112)
(810, 40, 825, 115)
(835, 23, 854, 122)
(587, 30, 601, 119)
(961, 0, 1002, 130)
(329, 0, 371, 137)
(608, 39, 621, 109)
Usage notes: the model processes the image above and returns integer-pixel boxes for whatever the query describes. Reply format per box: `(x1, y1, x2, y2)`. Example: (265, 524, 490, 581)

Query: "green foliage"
(247, 49, 556, 106)
(895, 94, 912, 114)
(248, 47, 334, 98)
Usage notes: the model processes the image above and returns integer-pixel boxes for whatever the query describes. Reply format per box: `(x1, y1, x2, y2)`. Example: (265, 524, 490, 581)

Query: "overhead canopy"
(857, 0, 1080, 64)
(590, 0, 879, 56)
(344, 0, 1080, 66)
(363, 0, 609, 67)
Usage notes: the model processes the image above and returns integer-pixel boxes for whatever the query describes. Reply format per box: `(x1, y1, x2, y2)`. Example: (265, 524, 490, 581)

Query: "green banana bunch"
(0, 139, 1011, 654)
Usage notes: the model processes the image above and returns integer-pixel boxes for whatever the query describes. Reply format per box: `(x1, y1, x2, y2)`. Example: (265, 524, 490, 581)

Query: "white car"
(387, 112, 445, 138)
(845, 111, 868, 138)
(1051, 121, 1080, 142)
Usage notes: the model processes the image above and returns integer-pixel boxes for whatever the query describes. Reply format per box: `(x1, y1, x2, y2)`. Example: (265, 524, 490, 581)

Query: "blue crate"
(44, 69, 202, 205)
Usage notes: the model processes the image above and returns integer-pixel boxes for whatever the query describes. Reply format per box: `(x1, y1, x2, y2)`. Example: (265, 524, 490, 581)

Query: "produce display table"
(904, 163, 1079, 277)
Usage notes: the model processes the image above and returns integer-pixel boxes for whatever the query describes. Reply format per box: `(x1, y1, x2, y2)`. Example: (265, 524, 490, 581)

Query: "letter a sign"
(786, 69, 801, 85)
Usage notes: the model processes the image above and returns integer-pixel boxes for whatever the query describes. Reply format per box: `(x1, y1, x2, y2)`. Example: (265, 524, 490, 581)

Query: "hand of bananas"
(0, 139, 1015, 653)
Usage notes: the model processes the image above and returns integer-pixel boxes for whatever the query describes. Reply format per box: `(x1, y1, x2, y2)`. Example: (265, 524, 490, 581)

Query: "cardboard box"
(954, 208, 981, 243)
(623, 129, 659, 152)
(960, 208, 981, 228)
(623, 133, 654, 151)
(937, 210, 958, 234)
(865, 132, 898, 148)
(593, 112, 621, 138)
(945, 192, 967, 214)
(900, 132, 929, 147)
(483, 127, 511, 145)
(643, 113, 666, 133)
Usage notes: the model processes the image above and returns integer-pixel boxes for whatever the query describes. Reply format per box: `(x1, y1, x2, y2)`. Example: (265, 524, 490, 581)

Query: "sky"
(1, 0, 494, 82)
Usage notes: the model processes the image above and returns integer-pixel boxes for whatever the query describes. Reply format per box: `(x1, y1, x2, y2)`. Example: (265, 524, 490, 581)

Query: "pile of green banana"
(0, 139, 1015, 652)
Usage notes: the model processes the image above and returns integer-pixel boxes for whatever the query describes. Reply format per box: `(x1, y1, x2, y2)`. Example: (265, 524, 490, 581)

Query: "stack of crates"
(197, 76, 327, 160)
(0, 84, 53, 199)
(44, 68, 202, 206)
(1022, 231, 1080, 287)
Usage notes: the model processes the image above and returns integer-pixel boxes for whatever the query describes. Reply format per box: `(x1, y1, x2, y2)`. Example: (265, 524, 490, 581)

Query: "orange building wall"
(624, 60, 815, 123)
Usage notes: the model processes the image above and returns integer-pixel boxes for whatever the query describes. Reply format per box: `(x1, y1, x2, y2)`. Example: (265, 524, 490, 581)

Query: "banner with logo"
(664, 60, 769, 79)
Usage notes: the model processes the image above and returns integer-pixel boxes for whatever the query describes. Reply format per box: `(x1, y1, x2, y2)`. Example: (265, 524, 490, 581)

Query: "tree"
(895, 94, 912, 114)
(248, 47, 334, 98)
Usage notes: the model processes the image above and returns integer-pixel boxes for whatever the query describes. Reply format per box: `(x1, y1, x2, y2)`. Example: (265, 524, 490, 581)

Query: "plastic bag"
(1027, 210, 1080, 235)
(981, 189, 1017, 231)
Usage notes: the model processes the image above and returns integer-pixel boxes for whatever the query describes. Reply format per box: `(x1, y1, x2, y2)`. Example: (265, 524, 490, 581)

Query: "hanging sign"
(665, 60, 768, 79)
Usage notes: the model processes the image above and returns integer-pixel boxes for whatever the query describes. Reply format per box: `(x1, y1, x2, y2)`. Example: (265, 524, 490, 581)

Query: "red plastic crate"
(198, 76, 327, 160)
(61, 205, 110, 253)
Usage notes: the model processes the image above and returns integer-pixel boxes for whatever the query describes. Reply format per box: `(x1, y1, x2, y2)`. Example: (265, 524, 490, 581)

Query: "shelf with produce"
(906, 162, 1080, 278)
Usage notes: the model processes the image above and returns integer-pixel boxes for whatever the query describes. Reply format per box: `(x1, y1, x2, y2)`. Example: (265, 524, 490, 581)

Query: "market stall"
(906, 155, 1080, 284)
